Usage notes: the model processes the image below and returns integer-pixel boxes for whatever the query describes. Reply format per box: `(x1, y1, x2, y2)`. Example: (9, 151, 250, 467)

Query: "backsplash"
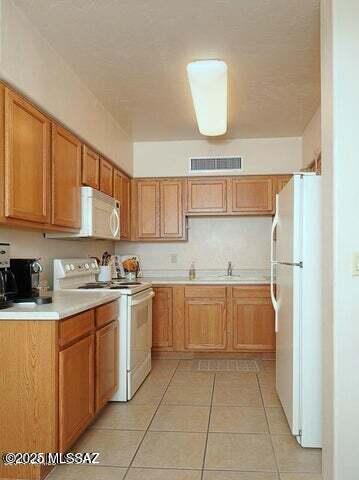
(0, 227, 114, 287)
(117, 216, 272, 273)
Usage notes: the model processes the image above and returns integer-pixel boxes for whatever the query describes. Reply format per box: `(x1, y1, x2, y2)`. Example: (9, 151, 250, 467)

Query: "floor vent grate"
(191, 359, 259, 372)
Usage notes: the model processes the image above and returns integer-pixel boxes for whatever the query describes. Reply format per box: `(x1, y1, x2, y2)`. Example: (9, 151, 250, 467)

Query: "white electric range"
(53, 259, 154, 401)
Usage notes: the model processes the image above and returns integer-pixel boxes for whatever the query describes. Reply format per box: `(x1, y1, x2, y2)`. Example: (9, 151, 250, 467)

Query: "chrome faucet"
(227, 261, 233, 277)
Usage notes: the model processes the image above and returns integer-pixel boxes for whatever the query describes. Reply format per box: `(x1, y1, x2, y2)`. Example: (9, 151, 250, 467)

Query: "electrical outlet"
(170, 254, 178, 264)
(352, 253, 359, 276)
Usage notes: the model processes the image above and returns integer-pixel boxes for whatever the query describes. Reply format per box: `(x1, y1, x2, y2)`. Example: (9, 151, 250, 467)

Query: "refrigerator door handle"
(270, 261, 279, 332)
(271, 197, 279, 331)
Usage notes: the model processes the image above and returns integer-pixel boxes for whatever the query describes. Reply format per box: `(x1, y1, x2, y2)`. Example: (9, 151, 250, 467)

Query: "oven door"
(127, 289, 154, 396)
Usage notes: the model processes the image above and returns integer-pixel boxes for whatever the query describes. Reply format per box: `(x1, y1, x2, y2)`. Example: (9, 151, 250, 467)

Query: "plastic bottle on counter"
(189, 262, 196, 281)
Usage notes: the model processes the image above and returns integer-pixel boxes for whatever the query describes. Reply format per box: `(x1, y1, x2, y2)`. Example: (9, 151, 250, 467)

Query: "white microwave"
(47, 187, 121, 240)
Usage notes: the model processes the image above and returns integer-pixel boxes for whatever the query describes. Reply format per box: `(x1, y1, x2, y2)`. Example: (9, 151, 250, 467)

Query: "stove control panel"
(54, 259, 100, 278)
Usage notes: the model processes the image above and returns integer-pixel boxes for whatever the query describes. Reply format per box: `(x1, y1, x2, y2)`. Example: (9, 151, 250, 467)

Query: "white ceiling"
(14, 0, 320, 141)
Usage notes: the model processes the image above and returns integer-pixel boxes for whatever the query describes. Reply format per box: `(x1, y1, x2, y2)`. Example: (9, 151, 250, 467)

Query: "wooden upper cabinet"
(160, 180, 184, 239)
(4, 88, 51, 224)
(152, 287, 173, 349)
(276, 175, 292, 193)
(121, 175, 131, 239)
(187, 177, 227, 213)
(135, 179, 184, 240)
(113, 169, 131, 240)
(100, 157, 113, 196)
(230, 177, 274, 214)
(95, 321, 118, 412)
(58, 334, 95, 452)
(136, 180, 160, 239)
(52, 123, 81, 229)
(113, 169, 122, 202)
(82, 145, 99, 189)
(231, 286, 275, 351)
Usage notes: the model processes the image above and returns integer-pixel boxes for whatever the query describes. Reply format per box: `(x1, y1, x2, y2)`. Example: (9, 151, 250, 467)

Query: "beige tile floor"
(48, 358, 322, 480)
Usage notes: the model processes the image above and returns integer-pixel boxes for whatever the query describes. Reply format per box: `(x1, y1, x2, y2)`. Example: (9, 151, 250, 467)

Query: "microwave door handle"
(113, 208, 120, 237)
(109, 210, 115, 237)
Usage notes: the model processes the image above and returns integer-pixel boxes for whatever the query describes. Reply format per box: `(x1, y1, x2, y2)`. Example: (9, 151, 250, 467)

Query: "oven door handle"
(130, 290, 155, 306)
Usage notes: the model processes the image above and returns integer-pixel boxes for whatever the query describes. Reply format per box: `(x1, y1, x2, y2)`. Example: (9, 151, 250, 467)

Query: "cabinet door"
(152, 287, 173, 349)
(121, 175, 131, 239)
(160, 180, 184, 238)
(184, 298, 227, 350)
(59, 335, 95, 452)
(136, 180, 160, 239)
(113, 170, 131, 239)
(52, 124, 81, 228)
(4, 88, 51, 223)
(100, 157, 113, 196)
(187, 178, 227, 213)
(95, 321, 118, 411)
(232, 288, 275, 351)
(231, 177, 274, 214)
(82, 145, 99, 189)
(113, 169, 122, 203)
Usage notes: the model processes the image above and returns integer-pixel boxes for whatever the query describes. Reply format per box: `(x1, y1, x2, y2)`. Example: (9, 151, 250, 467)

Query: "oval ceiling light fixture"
(187, 59, 228, 136)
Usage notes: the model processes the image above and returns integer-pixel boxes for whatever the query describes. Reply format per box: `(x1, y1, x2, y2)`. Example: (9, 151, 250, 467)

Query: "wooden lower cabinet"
(184, 298, 227, 350)
(152, 287, 173, 349)
(231, 287, 275, 351)
(59, 334, 95, 452)
(0, 301, 119, 480)
(152, 285, 275, 354)
(95, 321, 119, 411)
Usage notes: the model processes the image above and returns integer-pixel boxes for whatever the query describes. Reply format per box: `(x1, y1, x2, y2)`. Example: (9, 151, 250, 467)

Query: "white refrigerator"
(270, 173, 322, 448)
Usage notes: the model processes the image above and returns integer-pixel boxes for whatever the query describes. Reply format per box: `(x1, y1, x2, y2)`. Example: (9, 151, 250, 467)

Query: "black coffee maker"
(0, 243, 18, 309)
(10, 258, 52, 304)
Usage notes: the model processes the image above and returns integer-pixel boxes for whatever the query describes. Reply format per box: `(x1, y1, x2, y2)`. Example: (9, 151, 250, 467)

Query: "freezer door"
(276, 262, 301, 436)
(276, 176, 302, 264)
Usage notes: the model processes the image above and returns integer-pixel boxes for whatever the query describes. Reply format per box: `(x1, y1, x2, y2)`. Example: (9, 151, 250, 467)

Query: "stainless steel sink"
(214, 275, 242, 281)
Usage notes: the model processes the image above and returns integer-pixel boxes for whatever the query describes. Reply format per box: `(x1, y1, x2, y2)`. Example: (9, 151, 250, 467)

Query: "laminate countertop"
(142, 275, 271, 285)
(0, 291, 121, 320)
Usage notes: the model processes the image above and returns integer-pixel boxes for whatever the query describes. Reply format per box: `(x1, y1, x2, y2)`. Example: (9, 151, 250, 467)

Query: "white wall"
(0, 0, 133, 175)
(116, 216, 272, 272)
(321, 1, 359, 479)
(302, 107, 321, 168)
(0, 226, 113, 288)
(134, 137, 302, 177)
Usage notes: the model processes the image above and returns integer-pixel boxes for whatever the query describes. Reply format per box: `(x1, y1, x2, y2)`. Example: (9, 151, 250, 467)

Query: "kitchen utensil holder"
(98, 266, 111, 282)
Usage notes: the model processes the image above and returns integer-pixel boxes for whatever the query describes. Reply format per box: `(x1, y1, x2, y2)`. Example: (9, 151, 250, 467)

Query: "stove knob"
(70, 264, 75, 271)
(85, 263, 90, 270)
(65, 264, 71, 272)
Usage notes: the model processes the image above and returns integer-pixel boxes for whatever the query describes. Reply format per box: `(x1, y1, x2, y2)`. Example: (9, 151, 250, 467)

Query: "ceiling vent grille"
(189, 156, 243, 175)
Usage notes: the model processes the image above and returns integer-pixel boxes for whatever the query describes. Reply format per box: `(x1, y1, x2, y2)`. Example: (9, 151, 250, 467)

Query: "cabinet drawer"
(95, 301, 119, 328)
(185, 286, 226, 298)
(232, 286, 270, 298)
(59, 310, 94, 347)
